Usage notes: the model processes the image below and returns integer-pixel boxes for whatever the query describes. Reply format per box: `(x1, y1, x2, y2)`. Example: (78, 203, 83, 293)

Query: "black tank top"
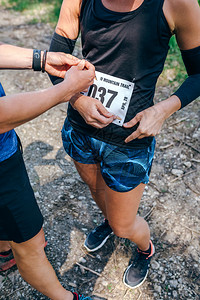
(67, 0, 172, 148)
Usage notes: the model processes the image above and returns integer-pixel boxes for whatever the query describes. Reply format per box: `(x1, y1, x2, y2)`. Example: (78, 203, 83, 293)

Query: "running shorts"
(0, 144, 43, 243)
(62, 119, 156, 192)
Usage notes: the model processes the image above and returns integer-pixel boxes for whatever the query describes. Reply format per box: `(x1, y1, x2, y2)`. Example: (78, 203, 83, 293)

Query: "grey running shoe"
(123, 240, 155, 289)
(84, 219, 113, 252)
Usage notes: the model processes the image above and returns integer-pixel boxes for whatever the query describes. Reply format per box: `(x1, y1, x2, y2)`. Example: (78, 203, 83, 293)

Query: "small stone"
(79, 257, 86, 264)
(102, 280, 108, 286)
(78, 196, 86, 200)
(68, 282, 77, 288)
(81, 228, 88, 231)
(171, 169, 183, 177)
(150, 273, 157, 280)
(161, 274, 166, 282)
(192, 132, 199, 139)
(159, 197, 165, 203)
(154, 284, 162, 293)
(183, 161, 192, 168)
(34, 191, 41, 198)
(178, 278, 183, 284)
(151, 260, 160, 270)
(0, 275, 3, 289)
(169, 280, 178, 288)
(173, 290, 178, 298)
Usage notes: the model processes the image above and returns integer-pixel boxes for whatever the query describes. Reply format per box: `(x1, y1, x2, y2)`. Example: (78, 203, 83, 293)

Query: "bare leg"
(74, 160, 107, 217)
(105, 183, 150, 251)
(73, 161, 150, 251)
(10, 228, 73, 300)
(0, 241, 11, 252)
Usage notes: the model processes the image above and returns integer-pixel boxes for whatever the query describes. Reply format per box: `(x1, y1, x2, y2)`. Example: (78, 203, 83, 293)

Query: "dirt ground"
(0, 5, 199, 300)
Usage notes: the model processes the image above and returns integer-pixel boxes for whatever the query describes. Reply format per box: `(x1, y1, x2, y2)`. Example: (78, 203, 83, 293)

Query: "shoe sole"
(0, 258, 16, 272)
(123, 265, 149, 289)
(84, 232, 114, 252)
(122, 243, 155, 289)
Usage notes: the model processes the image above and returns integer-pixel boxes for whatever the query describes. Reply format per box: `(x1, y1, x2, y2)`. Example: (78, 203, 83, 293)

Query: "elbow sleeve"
(173, 46, 200, 109)
(49, 32, 77, 85)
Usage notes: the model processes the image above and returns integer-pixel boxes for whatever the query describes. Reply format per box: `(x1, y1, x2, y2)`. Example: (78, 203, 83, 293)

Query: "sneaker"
(84, 219, 113, 252)
(123, 240, 155, 289)
(73, 292, 93, 299)
(0, 240, 48, 272)
(0, 249, 16, 272)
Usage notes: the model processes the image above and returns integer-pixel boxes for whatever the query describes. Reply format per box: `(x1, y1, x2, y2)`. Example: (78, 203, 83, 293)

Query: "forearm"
(154, 95, 181, 120)
(172, 46, 200, 108)
(0, 82, 73, 133)
(0, 43, 34, 69)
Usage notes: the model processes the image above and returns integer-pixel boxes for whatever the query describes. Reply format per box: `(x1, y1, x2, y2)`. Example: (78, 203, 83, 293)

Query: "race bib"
(84, 71, 135, 126)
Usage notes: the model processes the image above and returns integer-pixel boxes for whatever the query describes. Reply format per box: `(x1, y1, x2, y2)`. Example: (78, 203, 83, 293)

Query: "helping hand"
(64, 60, 96, 94)
(45, 52, 80, 78)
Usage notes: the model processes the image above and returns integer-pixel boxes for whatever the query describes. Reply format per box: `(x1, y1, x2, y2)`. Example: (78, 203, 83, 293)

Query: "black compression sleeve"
(49, 32, 77, 85)
(173, 46, 200, 109)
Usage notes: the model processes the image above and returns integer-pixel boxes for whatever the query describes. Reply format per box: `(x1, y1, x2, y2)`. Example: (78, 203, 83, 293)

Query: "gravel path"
(0, 4, 199, 300)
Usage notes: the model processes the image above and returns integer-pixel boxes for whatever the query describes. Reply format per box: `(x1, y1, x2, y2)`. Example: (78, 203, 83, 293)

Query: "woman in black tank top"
(50, 0, 200, 290)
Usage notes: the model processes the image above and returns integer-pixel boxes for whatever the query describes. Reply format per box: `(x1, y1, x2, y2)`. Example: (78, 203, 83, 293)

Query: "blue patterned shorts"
(62, 120, 156, 192)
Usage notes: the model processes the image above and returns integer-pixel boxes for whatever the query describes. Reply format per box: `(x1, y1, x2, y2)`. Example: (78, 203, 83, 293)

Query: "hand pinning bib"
(84, 71, 135, 126)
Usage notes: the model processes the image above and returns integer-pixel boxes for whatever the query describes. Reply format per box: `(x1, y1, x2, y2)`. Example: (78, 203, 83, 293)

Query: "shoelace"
(78, 295, 92, 300)
(132, 251, 150, 269)
(92, 223, 109, 235)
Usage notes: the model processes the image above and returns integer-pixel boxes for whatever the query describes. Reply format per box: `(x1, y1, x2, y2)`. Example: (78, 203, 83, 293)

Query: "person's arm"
(0, 60, 95, 133)
(123, 0, 200, 143)
(49, 0, 115, 127)
(0, 42, 81, 78)
(49, 0, 81, 85)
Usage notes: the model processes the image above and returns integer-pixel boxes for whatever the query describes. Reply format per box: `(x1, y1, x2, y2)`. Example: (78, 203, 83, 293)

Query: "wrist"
(155, 95, 181, 120)
(69, 93, 82, 108)
(32, 50, 48, 72)
(55, 81, 74, 103)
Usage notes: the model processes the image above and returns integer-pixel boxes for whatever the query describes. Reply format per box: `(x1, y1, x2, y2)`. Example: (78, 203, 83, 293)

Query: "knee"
(110, 221, 136, 239)
(12, 229, 46, 260)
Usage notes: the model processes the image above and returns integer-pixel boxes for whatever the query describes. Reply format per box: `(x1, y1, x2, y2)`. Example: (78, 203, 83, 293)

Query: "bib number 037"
(84, 71, 135, 126)
(88, 84, 118, 109)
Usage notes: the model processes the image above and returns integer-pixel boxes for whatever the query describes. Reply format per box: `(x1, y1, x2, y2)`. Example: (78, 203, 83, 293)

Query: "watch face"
(34, 52, 40, 59)
(33, 50, 41, 71)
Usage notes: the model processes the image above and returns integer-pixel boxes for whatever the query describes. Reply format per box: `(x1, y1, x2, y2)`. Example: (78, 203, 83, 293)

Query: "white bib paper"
(84, 71, 135, 126)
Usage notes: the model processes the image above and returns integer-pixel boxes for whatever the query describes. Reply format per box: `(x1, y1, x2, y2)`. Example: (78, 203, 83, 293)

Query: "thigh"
(74, 161, 108, 216)
(74, 160, 106, 191)
(105, 183, 145, 228)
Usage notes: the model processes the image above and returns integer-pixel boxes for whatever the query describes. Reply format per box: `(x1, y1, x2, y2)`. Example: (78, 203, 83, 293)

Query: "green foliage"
(8, 0, 45, 11)
(7, 0, 62, 23)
